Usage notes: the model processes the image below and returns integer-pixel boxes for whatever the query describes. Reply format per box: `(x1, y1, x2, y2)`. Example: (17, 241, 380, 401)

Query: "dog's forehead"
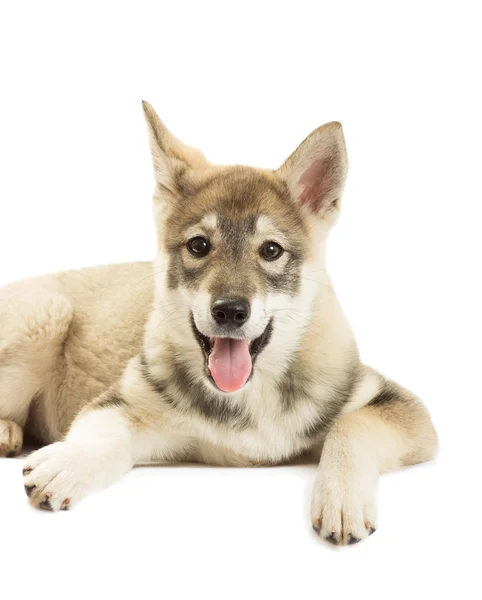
(168, 166, 305, 236)
(200, 213, 286, 240)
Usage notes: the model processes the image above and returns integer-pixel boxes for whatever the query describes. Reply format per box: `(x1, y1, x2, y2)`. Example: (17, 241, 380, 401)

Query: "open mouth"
(190, 314, 273, 394)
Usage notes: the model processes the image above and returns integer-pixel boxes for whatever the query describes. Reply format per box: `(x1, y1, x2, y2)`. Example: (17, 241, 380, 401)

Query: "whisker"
(275, 315, 324, 339)
(127, 267, 168, 292)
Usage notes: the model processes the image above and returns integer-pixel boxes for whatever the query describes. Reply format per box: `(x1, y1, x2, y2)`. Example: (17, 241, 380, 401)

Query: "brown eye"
(187, 236, 211, 257)
(260, 241, 284, 261)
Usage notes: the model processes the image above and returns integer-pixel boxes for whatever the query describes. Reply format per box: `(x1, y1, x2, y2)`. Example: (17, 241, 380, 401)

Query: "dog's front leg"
(23, 359, 187, 511)
(23, 406, 138, 510)
(311, 371, 438, 545)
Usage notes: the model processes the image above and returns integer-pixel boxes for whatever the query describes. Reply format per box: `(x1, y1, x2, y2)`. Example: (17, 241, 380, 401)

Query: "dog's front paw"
(23, 442, 96, 511)
(311, 468, 377, 546)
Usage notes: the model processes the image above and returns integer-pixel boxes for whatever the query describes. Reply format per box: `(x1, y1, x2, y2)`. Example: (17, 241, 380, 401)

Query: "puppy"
(0, 102, 437, 544)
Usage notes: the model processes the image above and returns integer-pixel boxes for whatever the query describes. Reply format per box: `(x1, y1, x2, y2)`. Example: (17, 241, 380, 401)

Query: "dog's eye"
(187, 236, 211, 257)
(260, 241, 284, 261)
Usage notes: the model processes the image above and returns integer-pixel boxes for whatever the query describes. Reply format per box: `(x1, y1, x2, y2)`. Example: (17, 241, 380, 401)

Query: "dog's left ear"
(142, 101, 208, 195)
(277, 122, 347, 217)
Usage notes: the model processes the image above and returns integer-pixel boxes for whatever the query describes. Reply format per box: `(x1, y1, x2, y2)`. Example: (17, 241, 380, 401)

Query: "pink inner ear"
(298, 157, 333, 213)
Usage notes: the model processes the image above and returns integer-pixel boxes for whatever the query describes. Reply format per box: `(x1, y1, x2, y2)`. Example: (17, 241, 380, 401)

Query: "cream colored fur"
(0, 103, 438, 545)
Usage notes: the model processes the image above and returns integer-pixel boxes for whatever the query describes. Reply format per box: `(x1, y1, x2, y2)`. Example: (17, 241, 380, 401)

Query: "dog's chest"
(176, 375, 338, 463)
(142, 352, 350, 464)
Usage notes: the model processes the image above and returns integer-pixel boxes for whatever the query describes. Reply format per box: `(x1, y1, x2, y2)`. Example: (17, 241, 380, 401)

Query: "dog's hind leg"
(0, 419, 23, 457)
(0, 287, 73, 456)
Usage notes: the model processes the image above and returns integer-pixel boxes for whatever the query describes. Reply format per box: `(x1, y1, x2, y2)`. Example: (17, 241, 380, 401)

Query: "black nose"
(211, 299, 251, 328)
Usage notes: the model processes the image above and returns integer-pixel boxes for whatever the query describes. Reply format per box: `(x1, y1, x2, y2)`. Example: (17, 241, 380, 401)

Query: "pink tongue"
(208, 338, 252, 393)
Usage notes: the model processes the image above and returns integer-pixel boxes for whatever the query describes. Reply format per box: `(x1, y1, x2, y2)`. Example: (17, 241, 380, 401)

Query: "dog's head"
(142, 102, 347, 394)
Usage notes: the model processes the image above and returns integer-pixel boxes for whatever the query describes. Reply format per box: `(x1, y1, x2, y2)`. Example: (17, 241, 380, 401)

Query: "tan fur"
(0, 262, 153, 440)
(1, 102, 437, 544)
(0, 419, 23, 456)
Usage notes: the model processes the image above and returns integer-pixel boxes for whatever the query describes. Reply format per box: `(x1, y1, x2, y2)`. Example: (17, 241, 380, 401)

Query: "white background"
(0, 2, 480, 599)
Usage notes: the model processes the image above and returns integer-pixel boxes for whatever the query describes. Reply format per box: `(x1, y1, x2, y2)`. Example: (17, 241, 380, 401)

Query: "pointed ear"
(277, 122, 347, 217)
(142, 101, 208, 193)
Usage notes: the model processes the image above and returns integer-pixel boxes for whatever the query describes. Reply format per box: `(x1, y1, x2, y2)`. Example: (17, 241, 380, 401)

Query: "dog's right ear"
(142, 101, 208, 195)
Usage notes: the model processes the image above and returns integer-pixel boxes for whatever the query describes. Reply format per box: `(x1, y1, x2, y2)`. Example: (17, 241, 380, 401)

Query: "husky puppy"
(0, 102, 437, 545)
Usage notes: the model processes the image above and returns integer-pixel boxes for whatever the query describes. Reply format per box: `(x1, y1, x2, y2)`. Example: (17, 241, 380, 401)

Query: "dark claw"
(39, 497, 53, 511)
(325, 532, 339, 546)
(369, 527, 376, 536)
(24, 484, 35, 498)
(312, 521, 321, 534)
(23, 467, 32, 476)
(348, 535, 361, 545)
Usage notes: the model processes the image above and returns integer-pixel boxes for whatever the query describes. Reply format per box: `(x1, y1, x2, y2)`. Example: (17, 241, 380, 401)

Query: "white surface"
(0, 2, 480, 599)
